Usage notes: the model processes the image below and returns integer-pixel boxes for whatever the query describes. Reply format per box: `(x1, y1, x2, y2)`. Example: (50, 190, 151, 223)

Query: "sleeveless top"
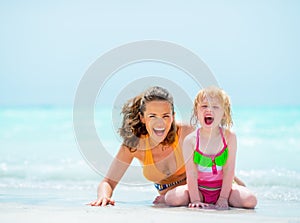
(142, 134, 186, 184)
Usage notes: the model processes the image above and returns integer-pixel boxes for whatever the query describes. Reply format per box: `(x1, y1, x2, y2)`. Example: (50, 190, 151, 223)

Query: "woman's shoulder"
(176, 123, 195, 138)
(176, 123, 197, 142)
(118, 141, 146, 161)
(185, 128, 198, 141)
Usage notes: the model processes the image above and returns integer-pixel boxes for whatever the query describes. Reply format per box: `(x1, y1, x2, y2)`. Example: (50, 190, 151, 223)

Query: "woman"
(89, 86, 255, 207)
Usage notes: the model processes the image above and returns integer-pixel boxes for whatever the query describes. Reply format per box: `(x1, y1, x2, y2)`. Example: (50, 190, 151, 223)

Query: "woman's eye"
(163, 115, 170, 119)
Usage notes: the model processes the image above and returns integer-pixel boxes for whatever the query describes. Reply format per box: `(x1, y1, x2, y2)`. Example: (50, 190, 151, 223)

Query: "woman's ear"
(139, 112, 145, 123)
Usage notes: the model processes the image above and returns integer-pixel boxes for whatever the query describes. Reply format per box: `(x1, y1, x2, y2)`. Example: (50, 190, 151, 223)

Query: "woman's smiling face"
(140, 100, 174, 144)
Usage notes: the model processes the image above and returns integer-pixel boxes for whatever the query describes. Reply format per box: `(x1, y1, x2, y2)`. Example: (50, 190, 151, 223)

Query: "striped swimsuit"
(193, 128, 228, 204)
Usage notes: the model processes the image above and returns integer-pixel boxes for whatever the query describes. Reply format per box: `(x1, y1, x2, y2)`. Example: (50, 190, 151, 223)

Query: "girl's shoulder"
(222, 128, 237, 145)
(222, 127, 233, 135)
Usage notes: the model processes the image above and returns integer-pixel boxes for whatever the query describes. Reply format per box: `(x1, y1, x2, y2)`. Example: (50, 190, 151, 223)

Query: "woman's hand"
(89, 197, 115, 206)
(89, 145, 134, 207)
(215, 196, 229, 210)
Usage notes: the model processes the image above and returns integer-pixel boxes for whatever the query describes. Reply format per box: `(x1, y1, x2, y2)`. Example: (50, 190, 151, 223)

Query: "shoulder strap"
(219, 127, 227, 148)
(194, 128, 201, 152)
(144, 139, 154, 165)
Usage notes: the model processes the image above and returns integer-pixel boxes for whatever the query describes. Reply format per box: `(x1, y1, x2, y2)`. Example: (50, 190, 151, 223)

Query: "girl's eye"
(213, 106, 219, 109)
(201, 105, 208, 109)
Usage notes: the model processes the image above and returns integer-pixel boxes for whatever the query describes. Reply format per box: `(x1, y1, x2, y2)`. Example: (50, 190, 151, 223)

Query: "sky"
(1, 0, 299, 107)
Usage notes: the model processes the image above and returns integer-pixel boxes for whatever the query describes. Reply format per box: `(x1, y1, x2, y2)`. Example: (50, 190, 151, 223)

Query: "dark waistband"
(154, 178, 186, 191)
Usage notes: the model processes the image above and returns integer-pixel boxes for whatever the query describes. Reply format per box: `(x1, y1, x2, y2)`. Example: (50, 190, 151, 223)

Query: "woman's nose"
(155, 117, 165, 125)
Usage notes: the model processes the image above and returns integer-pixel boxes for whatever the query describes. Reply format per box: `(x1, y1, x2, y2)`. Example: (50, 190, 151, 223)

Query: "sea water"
(0, 106, 300, 216)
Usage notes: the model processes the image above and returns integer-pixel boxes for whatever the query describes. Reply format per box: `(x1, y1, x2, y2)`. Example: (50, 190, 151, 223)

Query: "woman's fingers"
(101, 198, 108, 206)
(88, 197, 115, 206)
(109, 199, 115, 205)
(88, 200, 99, 206)
(101, 197, 115, 206)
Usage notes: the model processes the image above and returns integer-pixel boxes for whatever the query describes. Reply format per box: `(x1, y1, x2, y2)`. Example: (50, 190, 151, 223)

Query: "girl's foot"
(153, 195, 165, 204)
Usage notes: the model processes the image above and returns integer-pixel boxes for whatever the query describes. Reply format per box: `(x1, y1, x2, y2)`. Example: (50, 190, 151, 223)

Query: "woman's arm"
(216, 131, 237, 209)
(90, 145, 134, 206)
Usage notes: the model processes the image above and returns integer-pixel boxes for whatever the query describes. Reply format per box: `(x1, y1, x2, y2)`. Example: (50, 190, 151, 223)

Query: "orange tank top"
(142, 135, 186, 183)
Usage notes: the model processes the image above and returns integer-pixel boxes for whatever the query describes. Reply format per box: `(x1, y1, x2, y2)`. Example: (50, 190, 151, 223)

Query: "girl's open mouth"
(153, 127, 165, 136)
(204, 116, 214, 125)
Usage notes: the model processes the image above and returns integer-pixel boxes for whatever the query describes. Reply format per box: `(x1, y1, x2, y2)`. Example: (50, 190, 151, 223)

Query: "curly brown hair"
(119, 86, 177, 152)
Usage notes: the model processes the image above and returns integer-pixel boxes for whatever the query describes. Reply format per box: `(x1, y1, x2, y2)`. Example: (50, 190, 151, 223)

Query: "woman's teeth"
(153, 127, 165, 136)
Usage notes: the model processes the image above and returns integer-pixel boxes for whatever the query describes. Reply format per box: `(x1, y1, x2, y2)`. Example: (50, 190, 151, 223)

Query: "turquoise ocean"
(1, 105, 300, 217)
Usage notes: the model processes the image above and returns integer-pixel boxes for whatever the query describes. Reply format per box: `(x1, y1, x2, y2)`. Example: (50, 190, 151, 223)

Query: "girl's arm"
(216, 131, 237, 209)
(183, 133, 207, 208)
(89, 145, 134, 206)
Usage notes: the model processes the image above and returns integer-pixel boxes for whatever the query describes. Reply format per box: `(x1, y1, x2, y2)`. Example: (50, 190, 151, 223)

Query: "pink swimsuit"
(193, 128, 228, 204)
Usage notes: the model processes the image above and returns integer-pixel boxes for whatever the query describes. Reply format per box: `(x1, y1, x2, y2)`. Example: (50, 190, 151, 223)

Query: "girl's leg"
(164, 184, 190, 206)
(153, 195, 166, 204)
(228, 184, 257, 209)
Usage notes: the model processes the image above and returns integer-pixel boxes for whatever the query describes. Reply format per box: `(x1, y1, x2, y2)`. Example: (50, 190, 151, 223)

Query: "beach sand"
(1, 187, 299, 223)
(0, 203, 298, 223)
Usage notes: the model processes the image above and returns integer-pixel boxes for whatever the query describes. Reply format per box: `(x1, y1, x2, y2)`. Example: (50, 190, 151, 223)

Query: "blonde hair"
(191, 86, 233, 129)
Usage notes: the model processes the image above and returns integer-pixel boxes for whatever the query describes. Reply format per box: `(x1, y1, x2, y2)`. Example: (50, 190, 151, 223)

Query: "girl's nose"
(206, 106, 212, 111)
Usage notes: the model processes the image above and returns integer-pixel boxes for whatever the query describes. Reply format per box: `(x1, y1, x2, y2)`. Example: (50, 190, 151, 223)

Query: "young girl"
(183, 86, 257, 209)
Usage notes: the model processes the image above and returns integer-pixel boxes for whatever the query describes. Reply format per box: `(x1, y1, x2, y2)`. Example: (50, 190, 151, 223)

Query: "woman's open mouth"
(153, 127, 165, 136)
(204, 116, 214, 125)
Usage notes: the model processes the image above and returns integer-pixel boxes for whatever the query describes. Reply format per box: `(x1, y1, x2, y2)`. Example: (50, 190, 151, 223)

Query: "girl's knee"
(243, 194, 257, 209)
(229, 185, 258, 209)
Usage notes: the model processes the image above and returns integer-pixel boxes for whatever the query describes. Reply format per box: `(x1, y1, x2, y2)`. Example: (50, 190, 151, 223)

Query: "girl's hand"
(188, 201, 211, 209)
(215, 196, 229, 210)
(89, 197, 115, 206)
